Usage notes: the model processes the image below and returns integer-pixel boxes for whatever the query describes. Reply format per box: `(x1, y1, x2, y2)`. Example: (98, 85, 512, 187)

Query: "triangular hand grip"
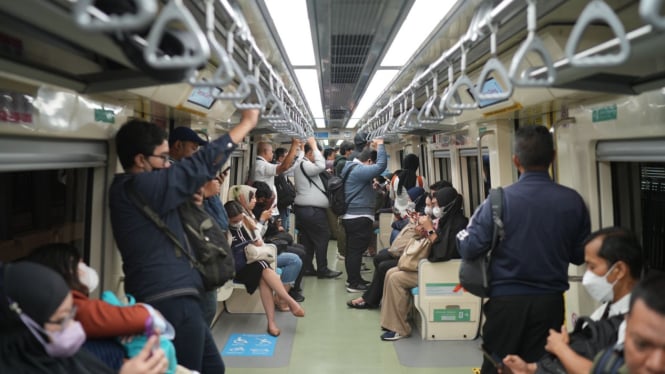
(565, 0, 630, 67)
(446, 75, 479, 110)
(144, 0, 210, 69)
(438, 87, 462, 117)
(640, 0, 665, 31)
(233, 75, 267, 110)
(213, 59, 252, 101)
(73, 0, 157, 32)
(509, 34, 556, 87)
(263, 93, 288, 123)
(476, 58, 514, 101)
(417, 96, 440, 124)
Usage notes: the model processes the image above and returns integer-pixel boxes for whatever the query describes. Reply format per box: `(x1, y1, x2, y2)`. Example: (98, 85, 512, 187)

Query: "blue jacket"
(204, 196, 228, 231)
(456, 171, 590, 297)
(342, 144, 387, 217)
(109, 134, 236, 303)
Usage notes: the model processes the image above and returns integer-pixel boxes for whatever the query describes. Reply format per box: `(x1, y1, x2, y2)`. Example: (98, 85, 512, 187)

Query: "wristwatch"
(427, 229, 435, 236)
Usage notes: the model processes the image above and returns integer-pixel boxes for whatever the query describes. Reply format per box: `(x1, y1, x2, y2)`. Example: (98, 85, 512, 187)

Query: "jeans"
(342, 217, 373, 286)
(279, 207, 291, 233)
(200, 289, 218, 327)
(277, 252, 302, 286)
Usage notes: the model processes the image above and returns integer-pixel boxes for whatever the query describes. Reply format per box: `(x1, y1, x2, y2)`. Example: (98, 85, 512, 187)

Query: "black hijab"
(397, 154, 419, 195)
(0, 262, 113, 374)
(429, 187, 469, 262)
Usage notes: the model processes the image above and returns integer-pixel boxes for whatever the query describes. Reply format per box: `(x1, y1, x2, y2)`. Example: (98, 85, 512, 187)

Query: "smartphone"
(479, 345, 503, 369)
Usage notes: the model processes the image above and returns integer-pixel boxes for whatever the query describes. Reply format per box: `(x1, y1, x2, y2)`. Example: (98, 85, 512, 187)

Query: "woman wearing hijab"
(379, 187, 468, 341)
(0, 261, 168, 374)
(24, 243, 177, 372)
(224, 201, 304, 337)
(228, 185, 303, 310)
(389, 154, 426, 218)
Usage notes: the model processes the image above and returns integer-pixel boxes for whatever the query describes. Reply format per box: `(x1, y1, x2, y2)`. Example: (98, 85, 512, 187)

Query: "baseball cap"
(168, 127, 208, 147)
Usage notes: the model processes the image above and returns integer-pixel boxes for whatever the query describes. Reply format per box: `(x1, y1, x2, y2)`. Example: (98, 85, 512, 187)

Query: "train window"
(432, 150, 452, 184)
(611, 162, 665, 273)
(0, 168, 91, 262)
(460, 148, 490, 213)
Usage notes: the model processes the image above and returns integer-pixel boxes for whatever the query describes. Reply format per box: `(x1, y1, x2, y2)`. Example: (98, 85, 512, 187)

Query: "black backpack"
(537, 315, 625, 374)
(126, 181, 235, 291)
(274, 174, 296, 210)
(328, 163, 360, 216)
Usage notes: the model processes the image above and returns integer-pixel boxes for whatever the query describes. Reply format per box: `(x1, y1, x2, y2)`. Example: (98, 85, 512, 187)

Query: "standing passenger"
(253, 139, 300, 222)
(332, 141, 355, 260)
(456, 125, 590, 373)
(342, 138, 387, 293)
(109, 109, 258, 373)
(294, 137, 342, 279)
(168, 126, 224, 327)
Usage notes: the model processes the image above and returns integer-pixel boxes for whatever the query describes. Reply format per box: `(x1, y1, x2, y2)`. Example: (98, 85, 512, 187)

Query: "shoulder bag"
(397, 236, 432, 272)
(458, 187, 503, 298)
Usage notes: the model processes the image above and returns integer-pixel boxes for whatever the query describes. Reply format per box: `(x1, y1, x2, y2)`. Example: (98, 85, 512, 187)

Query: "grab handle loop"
(233, 64, 266, 110)
(188, 0, 234, 87)
(73, 0, 157, 31)
(509, 0, 556, 86)
(565, 0, 630, 67)
(144, 0, 210, 69)
(438, 64, 463, 116)
(446, 43, 480, 110)
(476, 22, 514, 101)
(640, 0, 665, 30)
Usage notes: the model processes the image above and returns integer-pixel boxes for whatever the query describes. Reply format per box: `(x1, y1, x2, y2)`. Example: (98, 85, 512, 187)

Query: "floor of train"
(212, 239, 479, 374)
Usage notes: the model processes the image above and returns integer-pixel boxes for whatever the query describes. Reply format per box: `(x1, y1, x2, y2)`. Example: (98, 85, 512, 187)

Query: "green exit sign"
(433, 308, 471, 322)
(592, 105, 617, 123)
(94, 109, 115, 124)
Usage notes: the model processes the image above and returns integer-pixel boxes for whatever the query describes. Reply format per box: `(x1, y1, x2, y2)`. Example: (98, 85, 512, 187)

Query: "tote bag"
(397, 237, 432, 272)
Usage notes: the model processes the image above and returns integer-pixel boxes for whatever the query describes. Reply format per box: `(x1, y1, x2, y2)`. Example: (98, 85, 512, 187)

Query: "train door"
(597, 139, 665, 274)
(432, 150, 452, 185)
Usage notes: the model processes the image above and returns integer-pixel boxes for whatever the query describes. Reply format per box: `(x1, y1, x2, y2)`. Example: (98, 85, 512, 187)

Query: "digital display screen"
(187, 87, 222, 109)
(467, 77, 507, 108)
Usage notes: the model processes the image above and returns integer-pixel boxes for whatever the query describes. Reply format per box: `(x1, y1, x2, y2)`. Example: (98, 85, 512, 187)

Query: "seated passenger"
(347, 186, 428, 310)
(389, 153, 426, 219)
(380, 187, 467, 340)
(224, 201, 304, 337)
(228, 185, 304, 304)
(590, 274, 665, 374)
(23, 243, 177, 372)
(503, 227, 643, 374)
(0, 261, 168, 374)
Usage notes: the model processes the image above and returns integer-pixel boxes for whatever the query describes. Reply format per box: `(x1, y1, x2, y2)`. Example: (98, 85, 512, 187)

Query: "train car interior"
(1, 0, 664, 372)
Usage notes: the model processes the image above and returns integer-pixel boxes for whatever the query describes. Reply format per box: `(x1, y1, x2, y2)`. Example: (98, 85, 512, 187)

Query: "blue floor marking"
(221, 333, 277, 357)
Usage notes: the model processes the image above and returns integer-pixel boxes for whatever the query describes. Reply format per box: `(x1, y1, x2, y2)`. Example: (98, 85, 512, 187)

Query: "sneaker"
(360, 263, 372, 272)
(346, 283, 369, 293)
(380, 330, 408, 341)
(345, 279, 370, 287)
(288, 289, 305, 302)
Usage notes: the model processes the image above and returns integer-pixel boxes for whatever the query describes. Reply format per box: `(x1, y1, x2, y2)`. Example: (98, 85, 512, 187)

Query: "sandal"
(346, 299, 369, 309)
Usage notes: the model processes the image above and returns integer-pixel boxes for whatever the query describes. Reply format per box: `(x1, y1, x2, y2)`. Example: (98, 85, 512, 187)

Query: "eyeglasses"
(147, 154, 171, 166)
(46, 305, 78, 327)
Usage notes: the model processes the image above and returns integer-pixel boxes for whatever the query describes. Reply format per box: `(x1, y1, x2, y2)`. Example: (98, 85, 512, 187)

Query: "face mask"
(78, 262, 99, 293)
(432, 206, 444, 218)
(582, 264, 617, 303)
(16, 310, 86, 358)
(229, 222, 243, 229)
(424, 206, 433, 216)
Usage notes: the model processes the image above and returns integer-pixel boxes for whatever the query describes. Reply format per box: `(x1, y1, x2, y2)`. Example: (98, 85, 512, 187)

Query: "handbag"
(244, 243, 276, 264)
(126, 181, 235, 291)
(459, 187, 503, 298)
(397, 236, 432, 272)
(388, 221, 417, 257)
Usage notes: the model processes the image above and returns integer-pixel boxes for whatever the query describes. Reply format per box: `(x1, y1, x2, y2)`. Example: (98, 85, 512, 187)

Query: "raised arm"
(276, 138, 300, 175)
(229, 109, 259, 144)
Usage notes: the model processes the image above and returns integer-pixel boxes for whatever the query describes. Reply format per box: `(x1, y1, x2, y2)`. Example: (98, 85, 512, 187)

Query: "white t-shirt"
(253, 156, 280, 216)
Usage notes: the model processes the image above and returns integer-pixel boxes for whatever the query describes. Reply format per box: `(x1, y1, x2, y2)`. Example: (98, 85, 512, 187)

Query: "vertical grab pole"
(477, 130, 495, 199)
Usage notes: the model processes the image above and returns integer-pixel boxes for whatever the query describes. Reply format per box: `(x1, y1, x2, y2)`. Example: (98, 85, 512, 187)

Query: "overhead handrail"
(438, 64, 463, 117)
(640, 0, 665, 30)
(508, 0, 556, 86)
(233, 56, 267, 110)
(263, 81, 289, 123)
(73, 0, 157, 31)
(565, 0, 630, 67)
(211, 25, 252, 101)
(446, 43, 480, 110)
(417, 76, 442, 124)
(187, 0, 234, 87)
(400, 91, 419, 131)
(144, 0, 210, 69)
(476, 20, 514, 101)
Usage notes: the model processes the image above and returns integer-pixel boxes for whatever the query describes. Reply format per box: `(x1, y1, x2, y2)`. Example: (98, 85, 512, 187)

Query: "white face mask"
(424, 206, 433, 217)
(229, 222, 243, 229)
(582, 264, 617, 303)
(432, 206, 444, 218)
(78, 262, 99, 293)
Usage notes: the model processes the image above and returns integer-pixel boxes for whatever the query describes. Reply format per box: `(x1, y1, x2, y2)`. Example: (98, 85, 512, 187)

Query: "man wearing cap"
(169, 126, 228, 327)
